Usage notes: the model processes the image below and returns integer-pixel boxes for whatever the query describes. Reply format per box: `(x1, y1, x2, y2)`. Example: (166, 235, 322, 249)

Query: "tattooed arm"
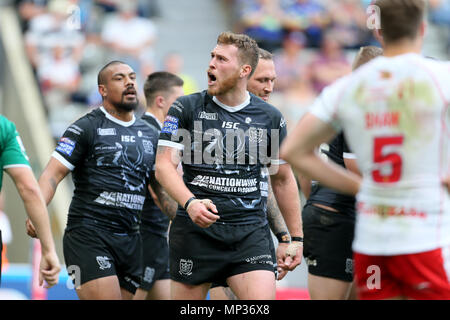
(148, 172, 178, 220)
(266, 178, 289, 236)
(38, 157, 71, 205)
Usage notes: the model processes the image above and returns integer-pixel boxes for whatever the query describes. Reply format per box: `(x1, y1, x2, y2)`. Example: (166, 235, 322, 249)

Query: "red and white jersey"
(310, 53, 450, 255)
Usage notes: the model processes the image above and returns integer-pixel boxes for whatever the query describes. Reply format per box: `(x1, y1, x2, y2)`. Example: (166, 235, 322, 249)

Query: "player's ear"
(419, 21, 426, 38)
(98, 85, 107, 99)
(156, 95, 165, 108)
(241, 64, 252, 79)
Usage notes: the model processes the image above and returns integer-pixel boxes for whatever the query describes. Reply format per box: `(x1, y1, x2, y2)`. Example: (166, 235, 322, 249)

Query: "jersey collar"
(100, 106, 136, 127)
(212, 91, 251, 113)
(144, 111, 163, 129)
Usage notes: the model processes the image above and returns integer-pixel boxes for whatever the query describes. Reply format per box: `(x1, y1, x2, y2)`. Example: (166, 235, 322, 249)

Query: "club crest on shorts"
(179, 259, 193, 276)
(96, 256, 111, 270)
(143, 267, 155, 283)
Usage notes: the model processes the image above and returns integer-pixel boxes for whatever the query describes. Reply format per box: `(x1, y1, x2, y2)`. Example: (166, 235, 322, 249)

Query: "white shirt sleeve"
(309, 77, 349, 132)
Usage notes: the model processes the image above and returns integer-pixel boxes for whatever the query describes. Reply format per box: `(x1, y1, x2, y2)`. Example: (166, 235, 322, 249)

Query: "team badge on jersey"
(142, 139, 154, 154)
(198, 111, 218, 120)
(248, 127, 265, 144)
(179, 259, 193, 276)
(161, 116, 179, 134)
(56, 137, 76, 156)
(97, 128, 116, 136)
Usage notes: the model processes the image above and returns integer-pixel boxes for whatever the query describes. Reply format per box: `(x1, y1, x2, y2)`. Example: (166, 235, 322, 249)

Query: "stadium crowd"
(15, 0, 450, 137)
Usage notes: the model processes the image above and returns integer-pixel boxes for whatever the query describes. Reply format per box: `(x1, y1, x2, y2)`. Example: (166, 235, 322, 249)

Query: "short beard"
(114, 97, 139, 112)
(208, 70, 240, 96)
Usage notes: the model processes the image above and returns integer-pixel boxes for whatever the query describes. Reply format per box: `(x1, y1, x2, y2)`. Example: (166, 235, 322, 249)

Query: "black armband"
(291, 236, 304, 242)
(275, 232, 291, 243)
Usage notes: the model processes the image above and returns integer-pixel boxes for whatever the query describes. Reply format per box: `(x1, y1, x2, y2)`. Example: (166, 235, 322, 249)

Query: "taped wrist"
(186, 198, 213, 212)
(285, 241, 303, 257)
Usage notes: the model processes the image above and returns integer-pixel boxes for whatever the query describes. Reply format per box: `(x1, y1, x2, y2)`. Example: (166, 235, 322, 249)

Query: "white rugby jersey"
(310, 53, 450, 255)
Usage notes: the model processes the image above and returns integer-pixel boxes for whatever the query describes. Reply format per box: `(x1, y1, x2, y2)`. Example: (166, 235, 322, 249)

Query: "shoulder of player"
(173, 91, 207, 112)
(133, 118, 159, 135)
(61, 108, 102, 139)
(0, 116, 16, 147)
(249, 93, 283, 117)
(0, 115, 14, 133)
(140, 114, 161, 130)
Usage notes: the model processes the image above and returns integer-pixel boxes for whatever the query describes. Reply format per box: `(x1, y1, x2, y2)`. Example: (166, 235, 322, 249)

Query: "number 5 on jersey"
(372, 136, 404, 183)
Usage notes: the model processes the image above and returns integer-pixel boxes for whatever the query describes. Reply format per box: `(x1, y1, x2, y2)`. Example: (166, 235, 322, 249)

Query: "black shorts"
(63, 226, 142, 294)
(302, 203, 355, 282)
(139, 229, 170, 291)
(210, 224, 277, 289)
(169, 216, 275, 286)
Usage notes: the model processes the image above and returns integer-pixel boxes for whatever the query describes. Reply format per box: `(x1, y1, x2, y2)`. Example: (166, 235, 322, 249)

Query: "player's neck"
(145, 106, 164, 124)
(215, 85, 248, 107)
(103, 103, 134, 122)
(383, 39, 422, 57)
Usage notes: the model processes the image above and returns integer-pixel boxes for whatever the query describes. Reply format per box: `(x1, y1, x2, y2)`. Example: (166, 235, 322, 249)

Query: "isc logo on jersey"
(121, 135, 135, 143)
(222, 121, 239, 129)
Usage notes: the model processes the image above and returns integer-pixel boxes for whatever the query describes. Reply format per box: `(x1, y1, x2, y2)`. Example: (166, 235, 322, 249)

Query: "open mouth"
(124, 90, 137, 98)
(208, 72, 217, 85)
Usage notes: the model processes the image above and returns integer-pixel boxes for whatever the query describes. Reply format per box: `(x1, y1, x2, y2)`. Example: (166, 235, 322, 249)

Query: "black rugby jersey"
(140, 112, 170, 236)
(158, 90, 287, 225)
(53, 107, 159, 233)
(306, 132, 356, 217)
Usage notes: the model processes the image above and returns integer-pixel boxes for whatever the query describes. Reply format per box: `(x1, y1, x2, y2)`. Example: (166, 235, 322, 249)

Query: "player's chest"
(91, 127, 156, 166)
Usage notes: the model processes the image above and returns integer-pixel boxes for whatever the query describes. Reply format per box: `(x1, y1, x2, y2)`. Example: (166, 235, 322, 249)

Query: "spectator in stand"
(270, 74, 316, 131)
(308, 31, 351, 94)
(37, 44, 81, 99)
(36, 44, 86, 139)
(429, 0, 450, 55)
(282, 0, 329, 48)
(429, 0, 450, 26)
(273, 31, 309, 92)
(16, 0, 48, 32)
(24, 0, 85, 70)
(326, 0, 372, 49)
(238, 0, 287, 52)
(163, 52, 199, 96)
(101, 0, 157, 82)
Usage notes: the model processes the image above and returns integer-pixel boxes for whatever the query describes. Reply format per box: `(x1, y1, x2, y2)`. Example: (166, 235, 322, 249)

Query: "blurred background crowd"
(12, 0, 450, 138)
(0, 0, 449, 297)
